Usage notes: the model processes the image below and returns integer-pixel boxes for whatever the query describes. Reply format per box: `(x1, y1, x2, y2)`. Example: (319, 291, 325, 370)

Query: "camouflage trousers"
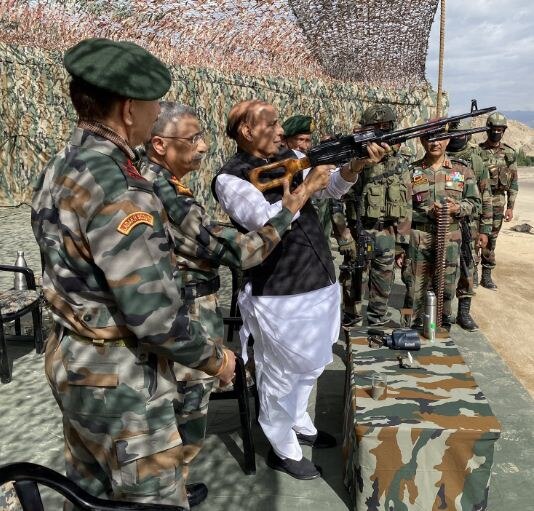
(173, 292, 223, 481)
(405, 228, 461, 320)
(481, 191, 506, 269)
(340, 226, 396, 324)
(44, 326, 189, 510)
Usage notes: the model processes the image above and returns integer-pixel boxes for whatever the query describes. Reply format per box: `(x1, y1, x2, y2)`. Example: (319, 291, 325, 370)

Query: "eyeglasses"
(156, 132, 205, 145)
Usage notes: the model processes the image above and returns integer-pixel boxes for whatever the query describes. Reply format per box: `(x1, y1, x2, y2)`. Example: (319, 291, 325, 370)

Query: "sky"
(425, 0, 534, 114)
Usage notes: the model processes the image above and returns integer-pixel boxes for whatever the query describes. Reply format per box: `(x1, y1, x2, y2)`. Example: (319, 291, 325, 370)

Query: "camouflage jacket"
(478, 141, 518, 209)
(410, 156, 481, 229)
(31, 127, 222, 373)
(141, 159, 293, 285)
(344, 146, 413, 243)
(447, 144, 493, 235)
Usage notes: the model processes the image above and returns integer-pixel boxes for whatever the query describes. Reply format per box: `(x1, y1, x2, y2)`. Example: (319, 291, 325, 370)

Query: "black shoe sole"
(266, 457, 322, 480)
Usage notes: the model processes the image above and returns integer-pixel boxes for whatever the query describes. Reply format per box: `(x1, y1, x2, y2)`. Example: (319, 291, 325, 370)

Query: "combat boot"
(456, 297, 479, 332)
(480, 267, 498, 290)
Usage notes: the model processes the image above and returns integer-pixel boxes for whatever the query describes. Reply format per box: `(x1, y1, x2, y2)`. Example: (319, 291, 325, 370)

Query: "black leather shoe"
(187, 482, 208, 507)
(296, 430, 337, 448)
(266, 449, 321, 480)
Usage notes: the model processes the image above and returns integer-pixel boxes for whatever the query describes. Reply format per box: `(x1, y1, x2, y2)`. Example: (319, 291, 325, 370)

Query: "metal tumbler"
(423, 290, 436, 342)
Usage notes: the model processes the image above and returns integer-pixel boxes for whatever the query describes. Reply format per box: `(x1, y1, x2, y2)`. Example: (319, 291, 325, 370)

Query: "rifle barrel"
(426, 126, 489, 142)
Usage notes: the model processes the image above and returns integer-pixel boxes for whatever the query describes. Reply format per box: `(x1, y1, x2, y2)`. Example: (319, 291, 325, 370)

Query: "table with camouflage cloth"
(343, 335, 501, 511)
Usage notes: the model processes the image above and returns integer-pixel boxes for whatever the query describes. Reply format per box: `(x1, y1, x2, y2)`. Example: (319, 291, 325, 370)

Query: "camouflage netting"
(0, 1, 445, 213)
(0, 0, 438, 85)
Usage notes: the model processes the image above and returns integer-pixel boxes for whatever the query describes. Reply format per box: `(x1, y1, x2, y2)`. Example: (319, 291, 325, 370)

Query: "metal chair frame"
(0, 462, 185, 511)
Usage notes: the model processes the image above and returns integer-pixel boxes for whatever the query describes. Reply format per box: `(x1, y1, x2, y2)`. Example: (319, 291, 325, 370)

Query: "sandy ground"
(471, 166, 534, 398)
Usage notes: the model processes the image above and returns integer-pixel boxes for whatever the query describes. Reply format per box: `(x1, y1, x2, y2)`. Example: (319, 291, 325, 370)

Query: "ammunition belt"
(181, 275, 220, 301)
(413, 222, 459, 233)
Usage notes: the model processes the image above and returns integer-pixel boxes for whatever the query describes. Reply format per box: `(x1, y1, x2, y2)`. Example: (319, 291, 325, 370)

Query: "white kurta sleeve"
(302, 166, 356, 200)
(215, 174, 299, 231)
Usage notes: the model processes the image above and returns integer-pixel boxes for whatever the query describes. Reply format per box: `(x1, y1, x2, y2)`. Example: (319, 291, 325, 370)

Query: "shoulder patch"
(117, 212, 154, 235)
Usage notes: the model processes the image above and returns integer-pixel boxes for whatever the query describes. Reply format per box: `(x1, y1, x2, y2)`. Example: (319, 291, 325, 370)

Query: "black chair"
(0, 462, 186, 510)
(0, 265, 44, 384)
(210, 267, 259, 475)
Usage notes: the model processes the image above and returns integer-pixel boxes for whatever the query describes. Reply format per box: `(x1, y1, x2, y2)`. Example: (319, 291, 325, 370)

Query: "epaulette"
(449, 157, 469, 168)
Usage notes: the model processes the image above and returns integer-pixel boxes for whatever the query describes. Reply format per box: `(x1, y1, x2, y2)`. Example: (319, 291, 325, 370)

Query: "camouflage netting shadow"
(0, 1, 445, 214)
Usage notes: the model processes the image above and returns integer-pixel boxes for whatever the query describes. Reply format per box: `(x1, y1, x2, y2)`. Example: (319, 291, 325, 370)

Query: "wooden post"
(436, 0, 446, 116)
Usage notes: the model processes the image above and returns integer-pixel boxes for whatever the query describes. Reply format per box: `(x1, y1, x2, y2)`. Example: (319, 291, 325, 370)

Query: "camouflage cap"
(64, 38, 171, 100)
(486, 112, 508, 128)
(282, 115, 315, 137)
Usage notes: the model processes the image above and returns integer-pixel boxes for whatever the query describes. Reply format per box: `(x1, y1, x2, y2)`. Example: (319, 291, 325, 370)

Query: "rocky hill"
(472, 115, 534, 156)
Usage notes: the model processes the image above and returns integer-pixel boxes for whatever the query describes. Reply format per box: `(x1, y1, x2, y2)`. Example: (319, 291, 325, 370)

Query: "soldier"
(447, 121, 493, 331)
(141, 102, 309, 497)
(478, 112, 519, 290)
(31, 39, 234, 509)
(406, 129, 481, 329)
(282, 115, 333, 245)
(333, 105, 412, 327)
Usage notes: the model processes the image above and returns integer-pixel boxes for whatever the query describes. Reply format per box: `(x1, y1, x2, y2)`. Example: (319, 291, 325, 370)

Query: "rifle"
(459, 218, 475, 278)
(339, 194, 374, 304)
(249, 106, 496, 191)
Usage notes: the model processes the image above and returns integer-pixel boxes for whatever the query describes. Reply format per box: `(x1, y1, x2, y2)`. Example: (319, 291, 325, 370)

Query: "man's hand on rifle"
(302, 164, 334, 194)
(477, 233, 489, 249)
(341, 142, 391, 182)
(281, 179, 309, 214)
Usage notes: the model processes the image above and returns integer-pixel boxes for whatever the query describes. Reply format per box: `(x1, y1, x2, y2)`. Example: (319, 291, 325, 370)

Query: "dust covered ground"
(471, 166, 534, 397)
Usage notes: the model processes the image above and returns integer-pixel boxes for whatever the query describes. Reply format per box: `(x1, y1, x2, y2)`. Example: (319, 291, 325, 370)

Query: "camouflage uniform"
(405, 157, 481, 322)
(448, 144, 493, 298)
(478, 141, 518, 270)
(337, 146, 412, 325)
(31, 127, 225, 509)
(142, 159, 293, 478)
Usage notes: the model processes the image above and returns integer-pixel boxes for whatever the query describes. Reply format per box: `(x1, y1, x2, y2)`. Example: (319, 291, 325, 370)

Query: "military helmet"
(448, 119, 471, 132)
(361, 105, 397, 128)
(486, 112, 508, 128)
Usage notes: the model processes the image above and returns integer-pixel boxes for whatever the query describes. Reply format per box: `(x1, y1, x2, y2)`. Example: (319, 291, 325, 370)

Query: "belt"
(65, 329, 130, 348)
(181, 276, 220, 301)
(413, 222, 459, 233)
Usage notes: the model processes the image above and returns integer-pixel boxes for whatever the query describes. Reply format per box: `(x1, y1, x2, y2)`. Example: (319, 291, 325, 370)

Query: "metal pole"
(436, 0, 446, 116)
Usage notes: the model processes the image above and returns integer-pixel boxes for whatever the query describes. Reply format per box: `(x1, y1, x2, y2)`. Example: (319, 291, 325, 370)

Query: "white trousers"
(238, 282, 340, 460)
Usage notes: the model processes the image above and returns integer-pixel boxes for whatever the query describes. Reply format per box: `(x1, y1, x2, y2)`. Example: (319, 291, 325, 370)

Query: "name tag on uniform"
(413, 174, 428, 185)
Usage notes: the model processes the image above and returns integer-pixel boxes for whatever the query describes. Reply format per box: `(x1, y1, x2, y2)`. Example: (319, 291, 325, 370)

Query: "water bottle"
(423, 290, 436, 342)
(13, 251, 28, 290)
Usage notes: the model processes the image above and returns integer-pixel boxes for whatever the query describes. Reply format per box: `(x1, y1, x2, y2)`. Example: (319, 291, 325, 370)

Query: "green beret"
(64, 38, 171, 100)
(282, 115, 315, 138)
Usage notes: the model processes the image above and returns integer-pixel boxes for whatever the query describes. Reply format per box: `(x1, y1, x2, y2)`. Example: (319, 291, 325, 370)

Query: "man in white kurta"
(213, 99, 387, 479)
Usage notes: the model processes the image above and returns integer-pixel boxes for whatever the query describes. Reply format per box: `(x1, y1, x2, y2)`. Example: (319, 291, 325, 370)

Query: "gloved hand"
(338, 236, 356, 258)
